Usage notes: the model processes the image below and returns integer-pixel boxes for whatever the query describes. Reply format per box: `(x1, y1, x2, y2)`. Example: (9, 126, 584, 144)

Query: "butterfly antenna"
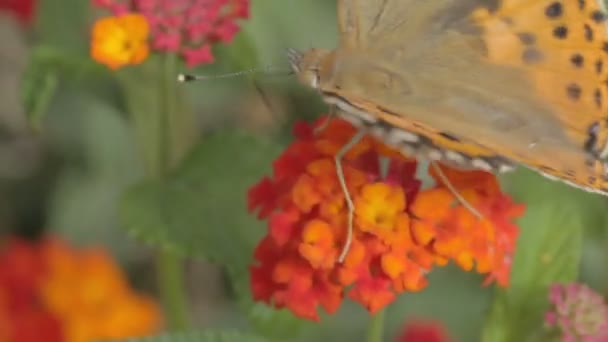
(177, 65, 292, 83)
(336, 129, 367, 263)
(430, 162, 483, 219)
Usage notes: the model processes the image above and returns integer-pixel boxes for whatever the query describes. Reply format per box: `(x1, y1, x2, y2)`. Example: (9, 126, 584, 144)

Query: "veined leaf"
(482, 170, 595, 342)
(21, 46, 98, 131)
(119, 130, 302, 337)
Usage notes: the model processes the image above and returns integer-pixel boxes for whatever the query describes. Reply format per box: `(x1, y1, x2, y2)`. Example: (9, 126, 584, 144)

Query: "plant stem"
(159, 52, 176, 176)
(157, 248, 190, 330)
(367, 309, 386, 342)
(156, 53, 190, 330)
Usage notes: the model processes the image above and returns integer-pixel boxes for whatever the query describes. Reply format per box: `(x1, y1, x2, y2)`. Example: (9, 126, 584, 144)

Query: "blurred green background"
(2, 0, 608, 341)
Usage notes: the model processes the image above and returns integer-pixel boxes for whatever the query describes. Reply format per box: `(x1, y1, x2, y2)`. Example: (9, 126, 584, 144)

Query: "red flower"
(8, 308, 63, 342)
(0, 237, 63, 342)
(0, 0, 36, 25)
(0, 238, 45, 312)
(397, 320, 453, 342)
(247, 117, 525, 320)
(92, 0, 249, 67)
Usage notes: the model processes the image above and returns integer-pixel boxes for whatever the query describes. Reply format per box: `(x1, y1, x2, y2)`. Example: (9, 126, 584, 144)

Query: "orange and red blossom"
(39, 239, 162, 342)
(248, 117, 525, 321)
(0, 236, 162, 342)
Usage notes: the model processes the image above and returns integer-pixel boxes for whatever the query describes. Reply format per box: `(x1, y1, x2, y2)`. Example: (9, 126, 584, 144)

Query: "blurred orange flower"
(40, 239, 162, 342)
(248, 117, 525, 321)
(91, 13, 150, 70)
(0, 236, 162, 342)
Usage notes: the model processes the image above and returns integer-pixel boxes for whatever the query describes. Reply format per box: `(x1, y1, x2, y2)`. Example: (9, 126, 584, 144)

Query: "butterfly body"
(289, 0, 608, 195)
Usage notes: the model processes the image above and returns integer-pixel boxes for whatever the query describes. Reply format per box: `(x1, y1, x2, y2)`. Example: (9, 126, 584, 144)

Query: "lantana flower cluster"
(91, 0, 249, 69)
(545, 283, 608, 341)
(0, 236, 162, 342)
(247, 117, 525, 321)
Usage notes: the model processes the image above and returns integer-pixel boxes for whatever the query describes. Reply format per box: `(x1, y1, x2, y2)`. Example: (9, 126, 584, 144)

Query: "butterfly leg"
(336, 129, 367, 263)
(314, 105, 337, 135)
(430, 162, 483, 219)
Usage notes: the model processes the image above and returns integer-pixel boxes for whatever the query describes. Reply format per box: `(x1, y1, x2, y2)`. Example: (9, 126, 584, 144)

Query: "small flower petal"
(91, 14, 150, 69)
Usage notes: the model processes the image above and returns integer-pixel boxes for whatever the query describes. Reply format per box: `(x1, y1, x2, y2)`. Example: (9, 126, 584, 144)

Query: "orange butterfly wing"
(296, 0, 608, 194)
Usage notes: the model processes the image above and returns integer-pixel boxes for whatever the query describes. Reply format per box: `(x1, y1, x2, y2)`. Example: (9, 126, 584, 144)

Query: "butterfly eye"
(308, 68, 321, 88)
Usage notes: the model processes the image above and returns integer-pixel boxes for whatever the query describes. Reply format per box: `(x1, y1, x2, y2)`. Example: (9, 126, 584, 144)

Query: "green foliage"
(21, 47, 60, 130)
(481, 170, 603, 342)
(247, 304, 304, 340)
(21, 46, 99, 131)
(46, 96, 144, 262)
(219, 28, 260, 73)
(119, 130, 307, 337)
(17, 0, 608, 340)
(120, 129, 278, 268)
(121, 330, 272, 342)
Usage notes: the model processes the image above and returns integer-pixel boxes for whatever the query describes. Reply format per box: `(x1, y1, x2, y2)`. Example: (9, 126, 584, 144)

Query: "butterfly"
(288, 0, 608, 195)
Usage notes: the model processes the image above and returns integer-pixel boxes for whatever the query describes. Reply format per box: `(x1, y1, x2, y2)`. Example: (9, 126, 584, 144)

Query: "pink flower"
(182, 44, 214, 67)
(545, 283, 608, 341)
(93, 0, 249, 67)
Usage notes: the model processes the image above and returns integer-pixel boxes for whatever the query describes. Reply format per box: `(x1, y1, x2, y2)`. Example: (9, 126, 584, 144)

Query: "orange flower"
(39, 238, 162, 342)
(0, 236, 160, 342)
(355, 183, 411, 248)
(299, 220, 337, 269)
(91, 14, 150, 70)
(248, 116, 525, 320)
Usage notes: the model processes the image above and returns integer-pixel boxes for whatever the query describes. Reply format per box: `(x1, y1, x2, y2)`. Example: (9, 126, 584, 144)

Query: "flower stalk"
(367, 309, 386, 342)
(154, 53, 190, 330)
(119, 53, 195, 330)
(157, 246, 190, 330)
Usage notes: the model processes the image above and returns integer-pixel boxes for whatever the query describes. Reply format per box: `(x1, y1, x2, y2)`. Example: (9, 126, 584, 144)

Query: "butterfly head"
(287, 48, 333, 90)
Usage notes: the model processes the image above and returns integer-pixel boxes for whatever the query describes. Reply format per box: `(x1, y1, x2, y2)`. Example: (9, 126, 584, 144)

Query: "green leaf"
(222, 28, 260, 72)
(119, 130, 301, 330)
(121, 330, 272, 342)
(21, 48, 60, 131)
(35, 0, 89, 53)
(21, 46, 98, 131)
(247, 303, 303, 340)
(482, 170, 595, 342)
(120, 129, 279, 260)
(47, 97, 144, 262)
